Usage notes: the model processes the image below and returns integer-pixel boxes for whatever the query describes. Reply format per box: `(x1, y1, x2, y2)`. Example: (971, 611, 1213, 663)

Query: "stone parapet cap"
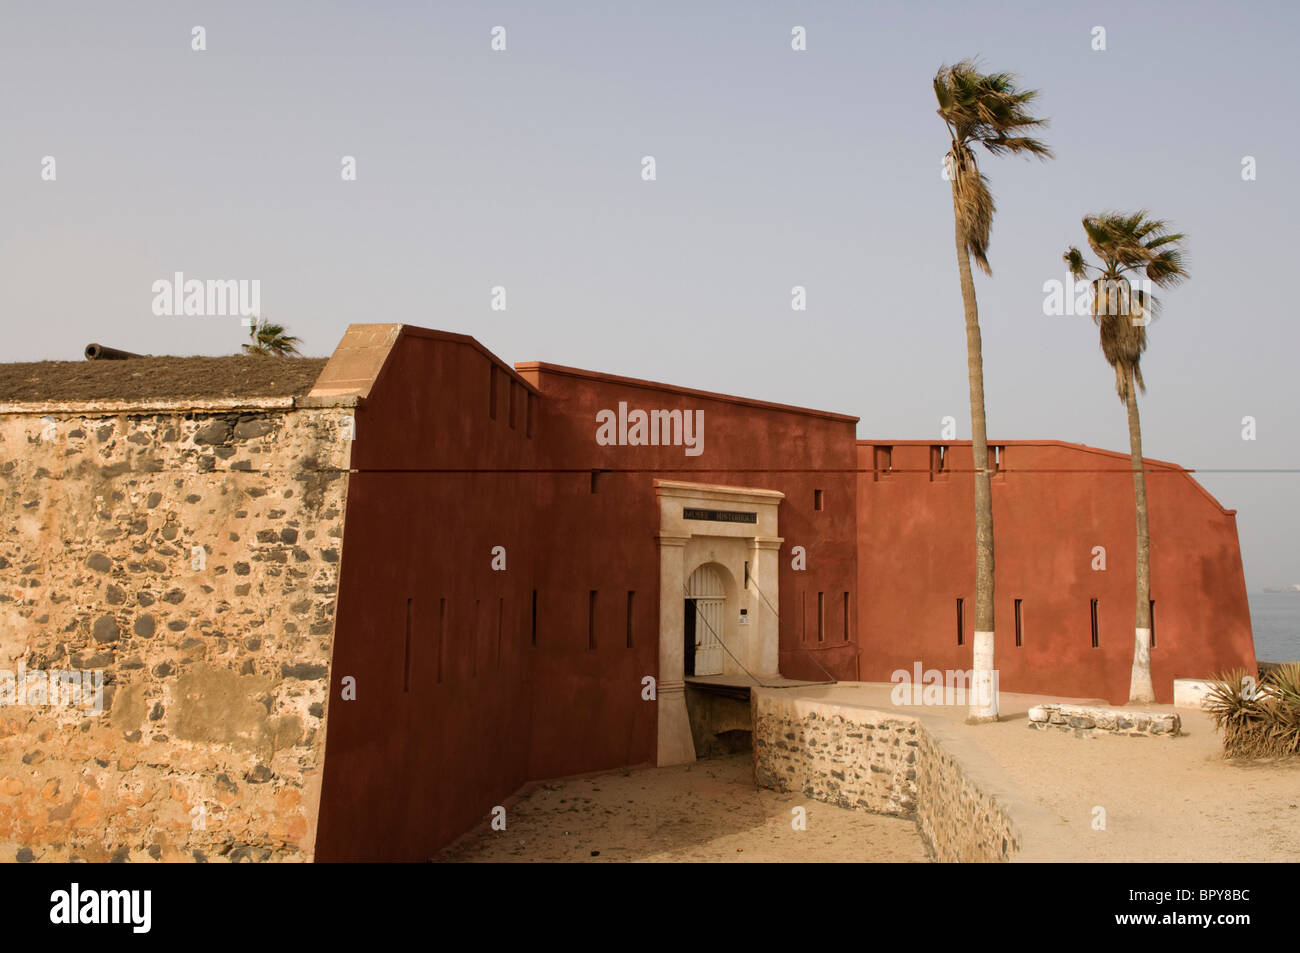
(0, 394, 360, 415)
(0, 396, 295, 415)
(653, 479, 785, 505)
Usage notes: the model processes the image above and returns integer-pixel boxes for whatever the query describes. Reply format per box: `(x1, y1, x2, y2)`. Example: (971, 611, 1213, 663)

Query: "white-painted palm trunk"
(1129, 628, 1152, 703)
(1125, 384, 1156, 705)
(971, 630, 998, 720)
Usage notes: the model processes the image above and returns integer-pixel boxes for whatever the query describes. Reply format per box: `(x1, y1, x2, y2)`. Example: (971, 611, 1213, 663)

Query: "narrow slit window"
(403, 598, 413, 693)
(473, 599, 480, 675)
(814, 489, 824, 511)
(508, 382, 518, 429)
(1090, 598, 1099, 648)
(1014, 598, 1023, 647)
(590, 470, 600, 494)
(1149, 599, 1156, 648)
(488, 366, 498, 420)
(626, 590, 635, 648)
(957, 598, 964, 646)
(843, 591, 850, 641)
(437, 598, 446, 683)
(588, 590, 597, 650)
(817, 592, 825, 642)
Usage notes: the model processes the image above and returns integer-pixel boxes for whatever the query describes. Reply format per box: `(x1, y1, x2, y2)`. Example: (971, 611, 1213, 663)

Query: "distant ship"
(1262, 584, 1300, 593)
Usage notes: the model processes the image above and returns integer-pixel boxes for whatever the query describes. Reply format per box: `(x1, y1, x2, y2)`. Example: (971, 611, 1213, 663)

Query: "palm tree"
(242, 318, 303, 357)
(1064, 212, 1188, 705)
(934, 61, 1052, 722)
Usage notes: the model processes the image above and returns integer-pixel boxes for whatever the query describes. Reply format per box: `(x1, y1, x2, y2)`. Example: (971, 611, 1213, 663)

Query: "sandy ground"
(437, 685, 1300, 863)
(970, 704, 1300, 862)
(435, 753, 927, 863)
(797, 684, 1300, 863)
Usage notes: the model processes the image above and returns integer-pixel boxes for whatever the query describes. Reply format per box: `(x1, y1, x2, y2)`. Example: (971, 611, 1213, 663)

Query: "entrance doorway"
(686, 564, 725, 676)
(654, 479, 785, 766)
(684, 600, 696, 677)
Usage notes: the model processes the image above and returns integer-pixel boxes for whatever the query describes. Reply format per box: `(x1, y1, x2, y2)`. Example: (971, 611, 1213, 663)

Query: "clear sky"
(3, 0, 1297, 590)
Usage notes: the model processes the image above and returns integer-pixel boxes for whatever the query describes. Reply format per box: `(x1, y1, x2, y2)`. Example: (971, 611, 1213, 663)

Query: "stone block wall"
(0, 400, 351, 862)
(911, 727, 1018, 862)
(751, 690, 1019, 861)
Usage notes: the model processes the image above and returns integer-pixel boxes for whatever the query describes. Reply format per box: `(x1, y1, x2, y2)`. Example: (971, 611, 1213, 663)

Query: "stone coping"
(0, 395, 359, 415)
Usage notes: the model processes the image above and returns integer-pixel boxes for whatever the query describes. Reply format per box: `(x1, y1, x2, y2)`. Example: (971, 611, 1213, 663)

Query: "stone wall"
(1026, 703, 1181, 737)
(0, 399, 351, 862)
(751, 690, 1019, 861)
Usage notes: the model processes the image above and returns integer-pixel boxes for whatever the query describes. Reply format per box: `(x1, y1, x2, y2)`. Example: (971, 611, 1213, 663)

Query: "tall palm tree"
(242, 318, 303, 357)
(934, 61, 1052, 721)
(1064, 212, 1188, 704)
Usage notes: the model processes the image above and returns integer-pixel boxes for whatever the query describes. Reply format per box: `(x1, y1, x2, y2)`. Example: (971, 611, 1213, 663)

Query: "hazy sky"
(3, 1, 1297, 590)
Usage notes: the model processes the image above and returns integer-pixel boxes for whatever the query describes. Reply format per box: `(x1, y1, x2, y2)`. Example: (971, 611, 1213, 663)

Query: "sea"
(1248, 592, 1300, 663)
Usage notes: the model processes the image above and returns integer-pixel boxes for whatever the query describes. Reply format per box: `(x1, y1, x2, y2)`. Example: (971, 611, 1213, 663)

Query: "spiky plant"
(1204, 669, 1269, 758)
(242, 319, 303, 357)
(1262, 662, 1300, 757)
(1064, 213, 1188, 704)
(934, 60, 1052, 721)
(1206, 664, 1300, 759)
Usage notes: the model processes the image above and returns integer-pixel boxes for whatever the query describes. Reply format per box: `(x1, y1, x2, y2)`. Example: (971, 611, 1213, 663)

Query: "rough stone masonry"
(0, 398, 352, 862)
(752, 690, 1021, 862)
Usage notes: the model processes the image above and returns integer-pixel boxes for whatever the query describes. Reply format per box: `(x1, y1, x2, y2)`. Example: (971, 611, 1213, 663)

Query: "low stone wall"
(0, 400, 352, 862)
(1027, 704, 1180, 737)
(751, 690, 1019, 861)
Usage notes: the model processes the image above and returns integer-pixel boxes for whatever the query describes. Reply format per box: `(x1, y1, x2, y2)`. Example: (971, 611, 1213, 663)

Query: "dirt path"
(435, 753, 927, 863)
(438, 686, 1300, 863)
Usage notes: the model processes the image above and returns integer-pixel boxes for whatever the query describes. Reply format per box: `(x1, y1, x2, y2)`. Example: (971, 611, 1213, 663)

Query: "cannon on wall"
(84, 344, 144, 360)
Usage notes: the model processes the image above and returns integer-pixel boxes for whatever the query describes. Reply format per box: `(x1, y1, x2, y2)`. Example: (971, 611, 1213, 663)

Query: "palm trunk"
(952, 202, 998, 722)
(1125, 379, 1155, 704)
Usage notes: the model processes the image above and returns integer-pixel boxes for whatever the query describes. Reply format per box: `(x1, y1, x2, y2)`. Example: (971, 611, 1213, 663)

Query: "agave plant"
(1261, 663, 1300, 757)
(1205, 664, 1300, 758)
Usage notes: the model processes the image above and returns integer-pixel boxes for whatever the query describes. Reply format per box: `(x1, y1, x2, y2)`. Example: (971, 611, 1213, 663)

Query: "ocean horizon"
(1248, 591, 1300, 663)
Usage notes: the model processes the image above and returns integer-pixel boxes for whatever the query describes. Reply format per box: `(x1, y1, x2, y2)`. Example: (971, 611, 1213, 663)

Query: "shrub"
(1205, 663, 1300, 759)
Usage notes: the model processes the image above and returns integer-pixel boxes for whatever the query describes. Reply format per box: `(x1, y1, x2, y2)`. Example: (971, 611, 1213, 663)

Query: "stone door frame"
(654, 479, 784, 766)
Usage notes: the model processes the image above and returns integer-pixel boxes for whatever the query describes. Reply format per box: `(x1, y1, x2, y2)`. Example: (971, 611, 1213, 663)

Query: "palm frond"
(937, 60, 1052, 276)
(243, 318, 303, 357)
(1146, 249, 1189, 287)
(950, 144, 995, 274)
(1063, 246, 1088, 281)
(1071, 211, 1189, 398)
(934, 60, 1053, 158)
